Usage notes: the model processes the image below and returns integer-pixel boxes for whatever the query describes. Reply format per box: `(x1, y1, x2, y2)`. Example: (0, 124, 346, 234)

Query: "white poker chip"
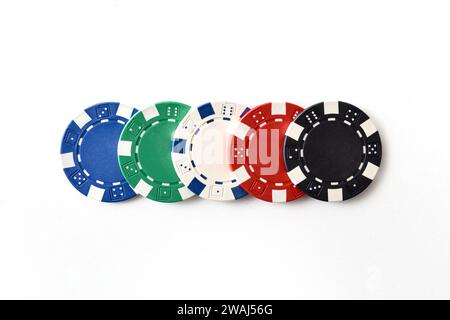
(171, 101, 250, 201)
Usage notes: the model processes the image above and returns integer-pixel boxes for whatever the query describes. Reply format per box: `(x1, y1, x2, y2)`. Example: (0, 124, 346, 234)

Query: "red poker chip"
(230, 102, 305, 202)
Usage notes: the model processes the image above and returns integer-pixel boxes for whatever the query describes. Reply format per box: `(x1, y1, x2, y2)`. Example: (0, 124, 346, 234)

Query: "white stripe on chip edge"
(285, 122, 304, 141)
(271, 102, 286, 115)
(233, 166, 251, 183)
(142, 104, 160, 121)
(360, 119, 378, 138)
(117, 140, 133, 157)
(272, 189, 287, 202)
(179, 186, 194, 200)
(287, 166, 306, 185)
(61, 152, 75, 168)
(328, 188, 343, 202)
(362, 162, 379, 180)
(134, 179, 153, 197)
(87, 185, 105, 201)
(116, 104, 134, 119)
(74, 111, 92, 129)
(233, 122, 251, 141)
(324, 101, 339, 115)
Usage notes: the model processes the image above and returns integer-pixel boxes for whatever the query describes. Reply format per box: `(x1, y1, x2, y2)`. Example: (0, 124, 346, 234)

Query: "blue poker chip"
(60, 102, 139, 202)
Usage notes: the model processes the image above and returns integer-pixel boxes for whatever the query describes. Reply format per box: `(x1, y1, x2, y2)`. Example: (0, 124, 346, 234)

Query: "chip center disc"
(137, 121, 179, 184)
(303, 121, 363, 181)
(248, 120, 289, 183)
(79, 121, 124, 184)
(191, 120, 233, 182)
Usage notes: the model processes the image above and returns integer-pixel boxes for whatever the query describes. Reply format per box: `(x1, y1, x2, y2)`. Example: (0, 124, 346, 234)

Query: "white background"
(0, 0, 449, 299)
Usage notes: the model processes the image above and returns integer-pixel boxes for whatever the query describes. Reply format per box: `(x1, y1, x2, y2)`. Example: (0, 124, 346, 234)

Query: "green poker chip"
(118, 101, 194, 202)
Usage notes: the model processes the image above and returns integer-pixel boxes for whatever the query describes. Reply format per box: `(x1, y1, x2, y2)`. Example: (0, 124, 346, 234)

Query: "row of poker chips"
(60, 101, 382, 203)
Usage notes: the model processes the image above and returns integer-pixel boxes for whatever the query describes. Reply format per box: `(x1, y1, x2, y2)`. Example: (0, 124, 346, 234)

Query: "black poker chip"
(284, 101, 382, 202)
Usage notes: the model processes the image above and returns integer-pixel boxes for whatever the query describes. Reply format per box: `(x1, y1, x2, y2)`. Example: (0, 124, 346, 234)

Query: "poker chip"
(230, 102, 305, 202)
(117, 102, 194, 202)
(284, 101, 382, 202)
(60, 102, 138, 202)
(171, 102, 250, 201)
